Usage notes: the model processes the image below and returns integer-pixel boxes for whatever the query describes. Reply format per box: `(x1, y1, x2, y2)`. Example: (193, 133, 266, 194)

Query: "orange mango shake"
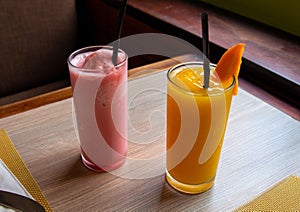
(166, 44, 244, 194)
(166, 62, 235, 194)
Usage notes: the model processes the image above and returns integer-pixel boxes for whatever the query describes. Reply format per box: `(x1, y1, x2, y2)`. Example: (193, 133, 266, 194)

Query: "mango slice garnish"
(215, 43, 245, 95)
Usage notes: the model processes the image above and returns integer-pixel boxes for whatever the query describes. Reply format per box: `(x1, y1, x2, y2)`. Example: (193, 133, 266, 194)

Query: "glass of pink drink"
(67, 46, 128, 172)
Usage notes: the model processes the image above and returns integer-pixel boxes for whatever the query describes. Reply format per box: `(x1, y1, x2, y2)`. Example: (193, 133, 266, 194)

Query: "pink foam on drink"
(82, 49, 114, 70)
(69, 47, 127, 172)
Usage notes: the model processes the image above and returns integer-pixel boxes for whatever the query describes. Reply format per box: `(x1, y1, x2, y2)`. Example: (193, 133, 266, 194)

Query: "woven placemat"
(0, 128, 52, 211)
(235, 175, 300, 211)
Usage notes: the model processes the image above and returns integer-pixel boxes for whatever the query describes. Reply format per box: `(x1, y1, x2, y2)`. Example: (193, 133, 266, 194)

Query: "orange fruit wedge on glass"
(215, 43, 245, 95)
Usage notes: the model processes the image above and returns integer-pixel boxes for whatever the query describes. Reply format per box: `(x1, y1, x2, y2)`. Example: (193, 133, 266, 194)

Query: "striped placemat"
(0, 128, 52, 211)
(235, 175, 300, 211)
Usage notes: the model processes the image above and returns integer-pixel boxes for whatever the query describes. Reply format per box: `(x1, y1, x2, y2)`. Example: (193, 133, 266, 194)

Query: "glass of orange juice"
(166, 61, 235, 194)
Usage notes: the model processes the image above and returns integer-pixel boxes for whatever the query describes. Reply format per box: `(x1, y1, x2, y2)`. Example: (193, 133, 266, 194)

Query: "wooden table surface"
(0, 57, 299, 211)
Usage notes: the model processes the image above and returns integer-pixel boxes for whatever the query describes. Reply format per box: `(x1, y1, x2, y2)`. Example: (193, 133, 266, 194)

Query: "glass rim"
(167, 61, 236, 96)
(67, 45, 128, 72)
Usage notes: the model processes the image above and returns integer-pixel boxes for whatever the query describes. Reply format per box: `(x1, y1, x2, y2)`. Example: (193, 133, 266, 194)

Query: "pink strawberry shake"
(68, 46, 128, 172)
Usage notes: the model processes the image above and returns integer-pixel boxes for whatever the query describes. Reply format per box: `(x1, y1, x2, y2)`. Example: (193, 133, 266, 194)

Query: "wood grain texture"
(0, 64, 299, 211)
(0, 87, 72, 118)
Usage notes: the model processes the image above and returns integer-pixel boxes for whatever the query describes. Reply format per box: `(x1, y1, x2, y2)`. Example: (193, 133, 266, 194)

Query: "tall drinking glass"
(166, 62, 235, 194)
(67, 46, 128, 172)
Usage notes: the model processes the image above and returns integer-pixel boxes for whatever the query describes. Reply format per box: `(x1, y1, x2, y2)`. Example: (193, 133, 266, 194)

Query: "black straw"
(112, 0, 128, 66)
(202, 12, 210, 89)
